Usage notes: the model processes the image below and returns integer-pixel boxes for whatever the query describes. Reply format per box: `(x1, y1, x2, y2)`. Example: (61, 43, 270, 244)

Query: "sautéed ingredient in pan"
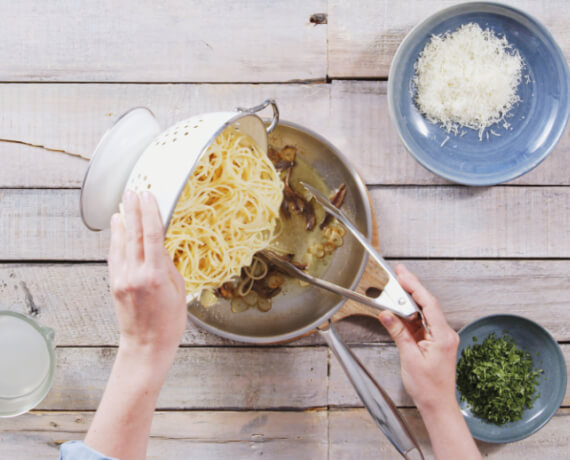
(206, 144, 347, 313)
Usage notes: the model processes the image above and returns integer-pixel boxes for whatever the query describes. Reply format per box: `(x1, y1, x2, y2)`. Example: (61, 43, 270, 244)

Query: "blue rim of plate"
(456, 314, 567, 443)
(388, 2, 570, 186)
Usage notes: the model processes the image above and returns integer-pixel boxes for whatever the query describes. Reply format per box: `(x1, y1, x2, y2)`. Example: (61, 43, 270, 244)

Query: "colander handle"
(237, 99, 280, 134)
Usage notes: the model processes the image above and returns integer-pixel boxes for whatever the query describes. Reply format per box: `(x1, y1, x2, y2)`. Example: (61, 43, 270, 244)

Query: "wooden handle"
(331, 205, 387, 322)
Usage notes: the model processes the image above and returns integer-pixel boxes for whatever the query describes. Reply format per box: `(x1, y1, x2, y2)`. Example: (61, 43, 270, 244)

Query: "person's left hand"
(108, 190, 187, 365)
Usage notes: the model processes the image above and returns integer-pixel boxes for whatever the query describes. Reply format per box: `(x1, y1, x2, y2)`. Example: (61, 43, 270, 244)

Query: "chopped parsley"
(456, 332, 543, 425)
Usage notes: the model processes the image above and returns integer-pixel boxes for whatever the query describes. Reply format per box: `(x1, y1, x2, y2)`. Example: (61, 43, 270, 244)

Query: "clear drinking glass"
(0, 311, 56, 417)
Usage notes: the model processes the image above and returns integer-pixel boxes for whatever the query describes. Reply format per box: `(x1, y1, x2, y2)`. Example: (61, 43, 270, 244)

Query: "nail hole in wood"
(310, 13, 327, 25)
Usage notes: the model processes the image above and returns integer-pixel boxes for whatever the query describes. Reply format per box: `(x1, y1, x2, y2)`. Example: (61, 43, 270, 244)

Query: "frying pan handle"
(318, 322, 424, 460)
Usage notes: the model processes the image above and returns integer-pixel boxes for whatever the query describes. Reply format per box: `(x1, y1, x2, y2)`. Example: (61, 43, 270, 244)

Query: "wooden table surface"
(1, 1, 569, 458)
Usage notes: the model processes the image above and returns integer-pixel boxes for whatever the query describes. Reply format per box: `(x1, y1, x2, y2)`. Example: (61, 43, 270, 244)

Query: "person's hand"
(84, 191, 187, 460)
(108, 190, 187, 366)
(378, 264, 460, 413)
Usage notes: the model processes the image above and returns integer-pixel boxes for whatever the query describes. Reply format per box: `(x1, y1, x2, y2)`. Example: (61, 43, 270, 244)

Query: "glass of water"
(0, 311, 56, 417)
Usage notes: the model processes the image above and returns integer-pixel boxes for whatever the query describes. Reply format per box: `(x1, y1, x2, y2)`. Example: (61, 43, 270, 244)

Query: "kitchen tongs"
(264, 181, 428, 330)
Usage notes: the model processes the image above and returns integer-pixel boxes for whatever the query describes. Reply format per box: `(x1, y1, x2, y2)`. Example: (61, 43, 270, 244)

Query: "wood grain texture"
(327, 81, 570, 186)
(373, 186, 570, 258)
(0, 0, 326, 82)
(328, 0, 570, 78)
(1, 409, 568, 459)
(2, 1, 569, 457)
(1, 82, 568, 188)
(0, 190, 109, 261)
(3, 187, 570, 260)
(0, 410, 328, 460)
(0, 83, 330, 187)
(329, 408, 570, 460)
(328, 344, 570, 407)
(38, 347, 327, 410)
(0, 263, 234, 347)
(3, 259, 570, 346)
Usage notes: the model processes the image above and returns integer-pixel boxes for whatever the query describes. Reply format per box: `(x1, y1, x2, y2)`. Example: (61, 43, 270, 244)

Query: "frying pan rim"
(186, 119, 373, 344)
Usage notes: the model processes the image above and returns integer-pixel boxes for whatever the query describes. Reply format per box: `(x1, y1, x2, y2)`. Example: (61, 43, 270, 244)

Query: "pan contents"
(201, 144, 348, 313)
(413, 23, 523, 140)
(165, 126, 283, 295)
(456, 332, 543, 425)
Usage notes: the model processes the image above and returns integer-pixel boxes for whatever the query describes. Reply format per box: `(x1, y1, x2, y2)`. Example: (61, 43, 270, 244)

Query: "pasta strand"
(165, 127, 283, 295)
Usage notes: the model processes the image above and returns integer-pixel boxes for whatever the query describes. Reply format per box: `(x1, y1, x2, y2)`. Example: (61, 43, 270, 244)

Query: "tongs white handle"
(300, 182, 426, 326)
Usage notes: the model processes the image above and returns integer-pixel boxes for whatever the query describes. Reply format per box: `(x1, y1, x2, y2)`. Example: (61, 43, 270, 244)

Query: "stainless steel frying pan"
(187, 121, 424, 459)
(81, 105, 423, 459)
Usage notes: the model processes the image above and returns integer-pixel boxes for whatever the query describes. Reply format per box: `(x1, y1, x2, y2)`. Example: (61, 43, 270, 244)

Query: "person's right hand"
(378, 264, 460, 413)
(84, 190, 188, 460)
(108, 190, 187, 369)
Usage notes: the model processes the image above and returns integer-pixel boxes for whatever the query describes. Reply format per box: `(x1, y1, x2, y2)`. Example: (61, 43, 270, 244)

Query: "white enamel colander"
(80, 99, 279, 232)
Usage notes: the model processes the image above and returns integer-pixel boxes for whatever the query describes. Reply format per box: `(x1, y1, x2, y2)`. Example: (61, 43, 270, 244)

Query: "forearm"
(84, 344, 174, 460)
(418, 400, 481, 460)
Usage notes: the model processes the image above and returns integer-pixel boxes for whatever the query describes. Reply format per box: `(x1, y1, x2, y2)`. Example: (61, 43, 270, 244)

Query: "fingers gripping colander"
(80, 99, 279, 232)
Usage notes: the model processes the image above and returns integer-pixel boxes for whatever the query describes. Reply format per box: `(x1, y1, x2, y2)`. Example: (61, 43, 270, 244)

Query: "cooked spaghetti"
(165, 127, 283, 295)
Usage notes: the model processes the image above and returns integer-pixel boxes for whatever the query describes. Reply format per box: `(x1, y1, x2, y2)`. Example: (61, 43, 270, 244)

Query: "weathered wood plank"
(1, 408, 568, 459)
(2, 260, 569, 346)
(0, 190, 109, 260)
(1, 82, 568, 188)
(39, 347, 327, 410)
(3, 187, 569, 260)
(328, 344, 570, 407)
(0, 83, 331, 187)
(328, 0, 570, 78)
(386, 259, 570, 341)
(327, 81, 570, 186)
(0, 410, 328, 460)
(0, 263, 233, 347)
(372, 186, 570, 258)
(0, 1, 326, 82)
(329, 408, 570, 460)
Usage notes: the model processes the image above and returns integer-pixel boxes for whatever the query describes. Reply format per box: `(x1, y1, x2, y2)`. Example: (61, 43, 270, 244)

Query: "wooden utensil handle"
(331, 200, 389, 322)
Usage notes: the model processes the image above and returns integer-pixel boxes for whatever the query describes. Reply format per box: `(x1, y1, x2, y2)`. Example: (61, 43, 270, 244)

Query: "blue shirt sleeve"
(59, 441, 118, 460)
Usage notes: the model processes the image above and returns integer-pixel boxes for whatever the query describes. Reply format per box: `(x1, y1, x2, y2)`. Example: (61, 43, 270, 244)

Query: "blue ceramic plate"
(456, 314, 566, 443)
(388, 2, 570, 185)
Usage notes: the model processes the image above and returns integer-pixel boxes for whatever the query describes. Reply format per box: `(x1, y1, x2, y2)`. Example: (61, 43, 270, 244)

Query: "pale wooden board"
(38, 347, 327, 411)
(328, 0, 570, 78)
(328, 345, 570, 408)
(0, 410, 328, 460)
(0, 83, 329, 187)
(1, 409, 568, 459)
(1, 82, 568, 188)
(0, 190, 109, 261)
(3, 187, 570, 260)
(327, 81, 570, 186)
(0, 1, 326, 82)
(2, 260, 570, 346)
(329, 408, 570, 460)
(372, 186, 570, 258)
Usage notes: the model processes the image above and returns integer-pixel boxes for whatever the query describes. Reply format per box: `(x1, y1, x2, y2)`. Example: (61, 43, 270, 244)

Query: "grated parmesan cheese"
(413, 23, 523, 140)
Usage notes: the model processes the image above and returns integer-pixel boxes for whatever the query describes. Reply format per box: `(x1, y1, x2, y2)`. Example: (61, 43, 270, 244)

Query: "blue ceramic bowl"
(456, 314, 567, 443)
(388, 2, 570, 185)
